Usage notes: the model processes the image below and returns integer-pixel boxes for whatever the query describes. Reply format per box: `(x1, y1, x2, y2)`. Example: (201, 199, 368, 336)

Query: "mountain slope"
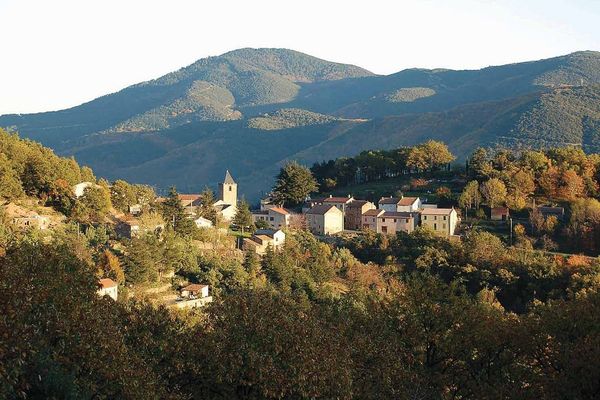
(2, 49, 600, 199)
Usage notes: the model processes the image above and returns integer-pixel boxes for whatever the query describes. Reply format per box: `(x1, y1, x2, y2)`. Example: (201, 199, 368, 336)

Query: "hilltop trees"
(406, 140, 456, 171)
(272, 161, 318, 206)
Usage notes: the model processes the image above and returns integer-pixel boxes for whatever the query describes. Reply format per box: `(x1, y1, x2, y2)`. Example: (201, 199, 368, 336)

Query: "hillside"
(2, 49, 600, 198)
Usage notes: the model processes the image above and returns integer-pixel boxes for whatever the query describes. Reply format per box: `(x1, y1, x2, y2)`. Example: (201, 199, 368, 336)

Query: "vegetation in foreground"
(1, 130, 600, 399)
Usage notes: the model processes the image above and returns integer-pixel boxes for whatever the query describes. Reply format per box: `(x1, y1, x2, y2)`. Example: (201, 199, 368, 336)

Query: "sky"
(1, 0, 599, 115)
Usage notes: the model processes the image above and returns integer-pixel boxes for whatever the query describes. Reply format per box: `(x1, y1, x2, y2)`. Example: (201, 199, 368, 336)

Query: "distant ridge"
(1, 48, 600, 199)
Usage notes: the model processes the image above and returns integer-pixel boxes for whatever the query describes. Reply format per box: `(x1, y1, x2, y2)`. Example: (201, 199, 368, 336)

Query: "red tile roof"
(398, 197, 418, 206)
(269, 207, 290, 215)
(99, 278, 117, 289)
(182, 283, 208, 292)
(178, 194, 202, 201)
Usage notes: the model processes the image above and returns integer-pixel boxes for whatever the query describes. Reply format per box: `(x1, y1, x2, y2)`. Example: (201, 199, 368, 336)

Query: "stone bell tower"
(219, 170, 237, 207)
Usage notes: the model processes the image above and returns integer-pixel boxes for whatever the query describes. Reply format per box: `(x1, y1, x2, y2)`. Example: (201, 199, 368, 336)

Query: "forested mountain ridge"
(1, 49, 600, 198)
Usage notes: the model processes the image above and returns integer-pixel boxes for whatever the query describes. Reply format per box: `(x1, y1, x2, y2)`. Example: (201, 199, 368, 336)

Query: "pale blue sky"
(1, 0, 598, 115)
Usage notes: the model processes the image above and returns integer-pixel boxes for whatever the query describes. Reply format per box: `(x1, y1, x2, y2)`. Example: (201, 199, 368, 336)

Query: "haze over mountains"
(2, 48, 600, 199)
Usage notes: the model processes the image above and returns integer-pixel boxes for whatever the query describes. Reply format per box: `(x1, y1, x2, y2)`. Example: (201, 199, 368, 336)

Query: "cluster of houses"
(252, 193, 459, 238)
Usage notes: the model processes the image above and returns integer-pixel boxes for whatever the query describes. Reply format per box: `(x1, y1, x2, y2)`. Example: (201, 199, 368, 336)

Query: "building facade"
(346, 200, 376, 230)
(305, 204, 344, 235)
(420, 208, 458, 236)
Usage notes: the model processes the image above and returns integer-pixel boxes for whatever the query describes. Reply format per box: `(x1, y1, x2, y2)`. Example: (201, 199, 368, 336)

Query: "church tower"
(219, 170, 237, 207)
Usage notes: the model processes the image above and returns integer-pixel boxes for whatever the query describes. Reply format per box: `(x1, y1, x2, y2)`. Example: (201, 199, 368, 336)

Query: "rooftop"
(323, 196, 353, 204)
(269, 207, 290, 215)
(379, 211, 415, 218)
(305, 204, 339, 215)
(223, 170, 236, 185)
(99, 278, 117, 289)
(182, 283, 208, 292)
(363, 209, 385, 217)
(421, 208, 455, 215)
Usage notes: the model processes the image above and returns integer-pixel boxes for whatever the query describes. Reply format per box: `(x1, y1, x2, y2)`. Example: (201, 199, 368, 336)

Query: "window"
(229, 186, 232, 191)
(434, 223, 437, 230)
(423, 216, 427, 220)
(372, 218, 375, 222)
(382, 218, 385, 222)
(443, 216, 447, 221)
(393, 219, 397, 223)
(270, 217, 274, 221)
(443, 223, 446, 229)
(434, 216, 438, 221)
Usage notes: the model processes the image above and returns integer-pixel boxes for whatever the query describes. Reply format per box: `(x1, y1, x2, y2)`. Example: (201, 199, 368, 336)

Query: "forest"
(1, 129, 600, 399)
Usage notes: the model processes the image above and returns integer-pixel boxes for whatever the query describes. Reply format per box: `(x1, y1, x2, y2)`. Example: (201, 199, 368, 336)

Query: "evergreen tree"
(272, 161, 318, 206)
(198, 187, 218, 224)
(161, 187, 195, 236)
(233, 199, 253, 233)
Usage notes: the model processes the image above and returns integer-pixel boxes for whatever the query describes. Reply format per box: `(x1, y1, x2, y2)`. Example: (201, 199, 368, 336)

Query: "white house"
(243, 229, 286, 255)
(194, 216, 213, 229)
(251, 207, 291, 229)
(305, 204, 344, 235)
(73, 182, 100, 198)
(175, 283, 213, 309)
(97, 278, 118, 301)
(378, 196, 421, 212)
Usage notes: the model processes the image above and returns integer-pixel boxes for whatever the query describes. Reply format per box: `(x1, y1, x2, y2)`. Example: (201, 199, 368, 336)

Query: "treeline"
(311, 140, 455, 190)
(461, 146, 600, 254)
(1, 234, 599, 399)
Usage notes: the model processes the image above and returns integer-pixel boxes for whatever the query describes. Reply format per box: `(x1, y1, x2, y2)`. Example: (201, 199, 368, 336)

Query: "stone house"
(490, 207, 510, 221)
(362, 209, 385, 231)
(377, 212, 417, 235)
(420, 208, 458, 236)
(305, 204, 344, 235)
(243, 229, 286, 255)
(346, 200, 376, 230)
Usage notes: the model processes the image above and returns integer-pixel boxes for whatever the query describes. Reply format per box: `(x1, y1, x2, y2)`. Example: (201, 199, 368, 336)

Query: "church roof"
(223, 170, 236, 185)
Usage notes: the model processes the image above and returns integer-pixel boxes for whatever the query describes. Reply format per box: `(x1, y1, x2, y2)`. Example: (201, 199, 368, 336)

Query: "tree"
(272, 161, 318, 206)
(198, 187, 217, 224)
(110, 180, 136, 213)
(0, 154, 24, 200)
(458, 180, 481, 211)
(407, 141, 455, 171)
(232, 199, 253, 233)
(161, 187, 195, 236)
(468, 148, 493, 179)
(480, 178, 507, 208)
(96, 249, 125, 284)
(72, 185, 111, 223)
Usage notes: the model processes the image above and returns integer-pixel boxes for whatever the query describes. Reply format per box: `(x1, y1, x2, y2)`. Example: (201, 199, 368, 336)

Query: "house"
(97, 278, 118, 301)
(243, 229, 286, 255)
(212, 170, 238, 221)
(420, 208, 458, 236)
(4, 203, 51, 230)
(346, 200, 376, 230)
(305, 204, 344, 235)
(73, 182, 100, 198)
(115, 218, 140, 239)
(260, 195, 277, 211)
(251, 206, 291, 229)
(128, 204, 142, 216)
(175, 283, 213, 309)
(178, 194, 202, 215)
(362, 209, 385, 231)
(115, 217, 164, 239)
(378, 196, 421, 212)
(377, 212, 417, 235)
(538, 206, 565, 221)
(490, 207, 510, 221)
(194, 216, 213, 229)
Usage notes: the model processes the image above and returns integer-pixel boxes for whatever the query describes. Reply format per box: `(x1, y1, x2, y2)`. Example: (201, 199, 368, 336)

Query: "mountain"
(2, 48, 600, 199)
